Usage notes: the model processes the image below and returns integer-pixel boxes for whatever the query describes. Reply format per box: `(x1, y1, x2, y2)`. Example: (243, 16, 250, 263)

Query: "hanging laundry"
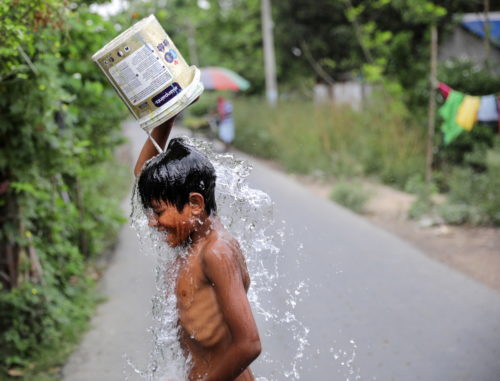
(455, 95, 481, 131)
(438, 82, 451, 99)
(437, 82, 500, 136)
(439, 90, 465, 145)
(477, 95, 499, 122)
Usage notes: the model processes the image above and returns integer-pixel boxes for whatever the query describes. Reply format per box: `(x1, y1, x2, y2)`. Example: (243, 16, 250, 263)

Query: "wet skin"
(149, 198, 261, 381)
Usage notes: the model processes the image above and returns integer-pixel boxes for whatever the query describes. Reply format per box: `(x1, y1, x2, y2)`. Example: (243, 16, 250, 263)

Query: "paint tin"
(92, 14, 204, 132)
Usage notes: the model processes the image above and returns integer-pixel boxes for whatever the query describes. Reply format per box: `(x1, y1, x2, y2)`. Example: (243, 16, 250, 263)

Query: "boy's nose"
(148, 217, 158, 227)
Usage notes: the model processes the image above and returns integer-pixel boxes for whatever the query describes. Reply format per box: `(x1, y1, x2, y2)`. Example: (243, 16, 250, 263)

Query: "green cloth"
(439, 90, 465, 145)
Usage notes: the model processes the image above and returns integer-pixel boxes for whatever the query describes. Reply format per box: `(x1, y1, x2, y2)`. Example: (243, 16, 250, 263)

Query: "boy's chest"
(175, 253, 208, 309)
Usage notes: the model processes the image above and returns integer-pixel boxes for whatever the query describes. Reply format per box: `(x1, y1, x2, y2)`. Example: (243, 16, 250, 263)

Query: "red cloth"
(438, 82, 451, 99)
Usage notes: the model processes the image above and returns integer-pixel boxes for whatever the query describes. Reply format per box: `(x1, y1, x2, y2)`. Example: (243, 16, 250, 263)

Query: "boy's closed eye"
(146, 209, 162, 226)
(150, 204, 165, 216)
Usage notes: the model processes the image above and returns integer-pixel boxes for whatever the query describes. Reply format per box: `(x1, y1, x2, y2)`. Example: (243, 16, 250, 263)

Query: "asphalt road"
(247, 152, 500, 381)
(63, 123, 500, 381)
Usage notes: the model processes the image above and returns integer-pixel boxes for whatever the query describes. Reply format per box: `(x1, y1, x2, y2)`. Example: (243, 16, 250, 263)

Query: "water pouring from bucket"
(92, 14, 203, 153)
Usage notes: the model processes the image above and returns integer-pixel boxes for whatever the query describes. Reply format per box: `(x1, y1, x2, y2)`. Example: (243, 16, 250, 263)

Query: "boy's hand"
(133, 95, 200, 176)
(164, 113, 178, 126)
(134, 116, 176, 176)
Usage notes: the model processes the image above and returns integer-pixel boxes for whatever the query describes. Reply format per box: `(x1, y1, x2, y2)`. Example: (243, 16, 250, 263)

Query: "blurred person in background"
(217, 96, 234, 152)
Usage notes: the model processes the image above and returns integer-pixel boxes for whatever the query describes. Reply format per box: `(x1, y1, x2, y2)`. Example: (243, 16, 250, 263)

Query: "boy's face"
(148, 200, 194, 247)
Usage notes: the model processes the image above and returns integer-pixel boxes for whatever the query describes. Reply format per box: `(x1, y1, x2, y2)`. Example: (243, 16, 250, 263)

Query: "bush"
(330, 180, 370, 214)
(0, 278, 97, 370)
(404, 174, 438, 220)
(0, 2, 128, 375)
(439, 140, 500, 225)
(438, 203, 483, 225)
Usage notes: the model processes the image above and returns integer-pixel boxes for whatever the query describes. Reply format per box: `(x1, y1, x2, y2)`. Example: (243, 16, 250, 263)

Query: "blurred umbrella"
(200, 67, 250, 91)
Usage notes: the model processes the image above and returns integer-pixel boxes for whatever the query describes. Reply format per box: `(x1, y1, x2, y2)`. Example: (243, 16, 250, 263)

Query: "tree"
(272, 0, 489, 106)
(123, 0, 265, 93)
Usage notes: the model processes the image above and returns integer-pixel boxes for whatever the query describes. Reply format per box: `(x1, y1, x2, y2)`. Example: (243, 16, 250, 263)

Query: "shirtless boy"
(134, 118, 261, 381)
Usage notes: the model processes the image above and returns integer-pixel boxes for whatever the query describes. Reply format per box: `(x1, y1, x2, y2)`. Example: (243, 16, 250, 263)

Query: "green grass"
(330, 179, 371, 214)
(233, 96, 426, 189)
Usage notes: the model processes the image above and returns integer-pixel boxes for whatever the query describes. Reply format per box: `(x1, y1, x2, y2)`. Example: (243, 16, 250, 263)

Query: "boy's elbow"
(252, 338, 262, 360)
(244, 336, 261, 362)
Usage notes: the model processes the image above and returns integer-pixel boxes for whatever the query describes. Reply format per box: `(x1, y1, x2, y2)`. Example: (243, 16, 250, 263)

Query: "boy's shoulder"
(203, 231, 238, 258)
(201, 229, 241, 270)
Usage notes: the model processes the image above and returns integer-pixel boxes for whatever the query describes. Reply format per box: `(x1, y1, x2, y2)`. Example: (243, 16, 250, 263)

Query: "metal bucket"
(92, 14, 204, 133)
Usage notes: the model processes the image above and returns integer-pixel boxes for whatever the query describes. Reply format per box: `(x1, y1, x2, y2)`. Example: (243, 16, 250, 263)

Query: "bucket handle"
(147, 132, 164, 153)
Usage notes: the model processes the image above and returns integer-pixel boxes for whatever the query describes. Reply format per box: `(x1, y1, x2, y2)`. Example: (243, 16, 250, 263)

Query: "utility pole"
(425, 25, 438, 183)
(186, 21, 199, 67)
(484, 0, 491, 72)
(261, 0, 278, 106)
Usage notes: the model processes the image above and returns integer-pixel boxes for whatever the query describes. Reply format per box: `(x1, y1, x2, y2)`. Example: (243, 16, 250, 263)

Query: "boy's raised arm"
(202, 243, 261, 381)
(134, 97, 199, 177)
(133, 117, 176, 177)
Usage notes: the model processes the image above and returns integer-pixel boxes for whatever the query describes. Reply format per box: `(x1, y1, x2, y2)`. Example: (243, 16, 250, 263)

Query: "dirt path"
(364, 183, 500, 293)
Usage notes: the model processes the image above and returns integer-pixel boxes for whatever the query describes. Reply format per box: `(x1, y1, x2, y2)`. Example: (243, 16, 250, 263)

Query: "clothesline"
(437, 82, 500, 144)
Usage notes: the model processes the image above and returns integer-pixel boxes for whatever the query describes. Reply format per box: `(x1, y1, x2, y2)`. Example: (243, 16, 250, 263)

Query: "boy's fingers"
(154, 95, 199, 130)
(168, 114, 177, 124)
(165, 96, 199, 122)
(155, 115, 176, 129)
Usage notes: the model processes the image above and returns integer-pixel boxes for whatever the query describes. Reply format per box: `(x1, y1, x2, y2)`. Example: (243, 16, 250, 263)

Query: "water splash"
(192, 138, 311, 380)
(127, 137, 310, 380)
(127, 190, 190, 381)
(329, 339, 362, 381)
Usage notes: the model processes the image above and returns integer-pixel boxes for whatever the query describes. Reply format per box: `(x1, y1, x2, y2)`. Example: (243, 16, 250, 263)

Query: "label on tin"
(109, 43, 173, 105)
(152, 82, 182, 107)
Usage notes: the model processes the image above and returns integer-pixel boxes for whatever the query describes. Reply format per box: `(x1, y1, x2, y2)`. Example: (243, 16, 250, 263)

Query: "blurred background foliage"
(1, 0, 500, 378)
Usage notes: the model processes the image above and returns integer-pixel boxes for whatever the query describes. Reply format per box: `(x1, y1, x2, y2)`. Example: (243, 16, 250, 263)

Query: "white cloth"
(477, 95, 499, 122)
(218, 117, 234, 143)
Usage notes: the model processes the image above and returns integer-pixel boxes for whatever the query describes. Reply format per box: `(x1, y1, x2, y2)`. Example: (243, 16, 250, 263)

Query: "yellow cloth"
(455, 95, 481, 131)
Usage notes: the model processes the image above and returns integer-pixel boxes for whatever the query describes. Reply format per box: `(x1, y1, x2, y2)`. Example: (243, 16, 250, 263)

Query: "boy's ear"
(188, 193, 205, 216)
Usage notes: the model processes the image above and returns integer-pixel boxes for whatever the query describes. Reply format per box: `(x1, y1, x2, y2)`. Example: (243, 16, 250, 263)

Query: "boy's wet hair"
(138, 138, 217, 216)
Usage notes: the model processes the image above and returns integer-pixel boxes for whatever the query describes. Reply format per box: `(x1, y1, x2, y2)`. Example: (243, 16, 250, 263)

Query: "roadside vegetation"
(330, 180, 371, 214)
(233, 92, 426, 188)
(0, 2, 128, 379)
(232, 82, 500, 225)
